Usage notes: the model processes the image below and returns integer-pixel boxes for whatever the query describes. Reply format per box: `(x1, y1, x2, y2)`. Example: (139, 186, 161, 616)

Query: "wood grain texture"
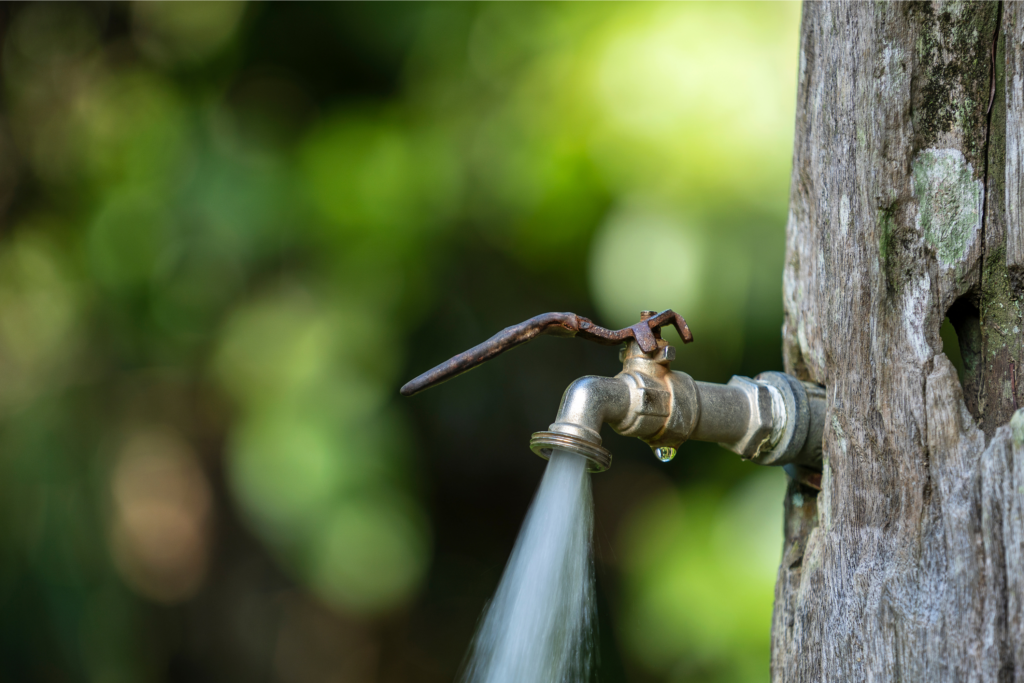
(1007, 2, 1024, 271)
(774, 3, 1024, 680)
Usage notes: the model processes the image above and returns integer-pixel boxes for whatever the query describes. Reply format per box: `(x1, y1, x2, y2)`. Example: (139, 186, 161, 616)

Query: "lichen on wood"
(912, 148, 982, 268)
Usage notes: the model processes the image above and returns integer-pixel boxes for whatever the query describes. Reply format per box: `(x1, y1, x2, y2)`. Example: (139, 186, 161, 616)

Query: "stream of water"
(460, 449, 596, 683)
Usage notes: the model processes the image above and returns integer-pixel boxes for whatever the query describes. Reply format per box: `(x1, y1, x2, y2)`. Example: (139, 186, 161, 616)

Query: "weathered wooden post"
(773, 3, 1024, 679)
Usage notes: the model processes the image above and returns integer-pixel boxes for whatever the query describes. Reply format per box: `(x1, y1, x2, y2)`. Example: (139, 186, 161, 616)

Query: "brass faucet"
(401, 310, 824, 486)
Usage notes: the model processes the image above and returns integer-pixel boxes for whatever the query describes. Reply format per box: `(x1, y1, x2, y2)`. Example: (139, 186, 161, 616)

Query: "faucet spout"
(550, 376, 631, 442)
(529, 376, 630, 472)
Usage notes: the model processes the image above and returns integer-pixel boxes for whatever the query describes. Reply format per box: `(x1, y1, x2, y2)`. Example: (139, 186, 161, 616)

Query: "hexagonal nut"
(749, 371, 812, 467)
(722, 376, 775, 458)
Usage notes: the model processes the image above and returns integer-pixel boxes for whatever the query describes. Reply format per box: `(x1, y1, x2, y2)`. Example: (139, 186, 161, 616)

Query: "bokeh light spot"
(299, 115, 460, 247)
(87, 190, 178, 290)
(110, 428, 212, 604)
(589, 203, 706, 328)
(308, 493, 431, 616)
(228, 413, 341, 538)
(132, 1, 247, 66)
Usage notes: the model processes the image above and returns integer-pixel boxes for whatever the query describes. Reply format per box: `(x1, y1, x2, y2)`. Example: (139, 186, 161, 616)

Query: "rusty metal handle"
(400, 309, 693, 396)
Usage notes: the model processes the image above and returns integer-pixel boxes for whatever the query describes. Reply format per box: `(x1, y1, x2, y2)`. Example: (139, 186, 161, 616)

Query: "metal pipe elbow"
(529, 375, 630, 472)
(550, 375, 631, 442)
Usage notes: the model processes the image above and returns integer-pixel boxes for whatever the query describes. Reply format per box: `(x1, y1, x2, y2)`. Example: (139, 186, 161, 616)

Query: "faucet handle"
(399, 309, 693, 397)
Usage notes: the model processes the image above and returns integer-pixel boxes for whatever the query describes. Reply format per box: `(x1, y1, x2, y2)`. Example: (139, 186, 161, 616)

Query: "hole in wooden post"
(940, 316, 965, 385)
(942, 296, 981, 412)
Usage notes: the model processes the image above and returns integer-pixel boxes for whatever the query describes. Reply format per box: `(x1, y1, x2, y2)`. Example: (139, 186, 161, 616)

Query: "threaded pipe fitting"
(529, 430, 612, 473)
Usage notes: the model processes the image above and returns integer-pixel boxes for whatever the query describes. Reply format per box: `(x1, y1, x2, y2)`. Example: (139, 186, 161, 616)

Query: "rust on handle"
(400, 309, 693, 397)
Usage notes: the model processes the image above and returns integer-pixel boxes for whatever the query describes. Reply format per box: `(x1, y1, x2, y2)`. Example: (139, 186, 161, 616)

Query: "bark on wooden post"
(774, 3, 1024, 680)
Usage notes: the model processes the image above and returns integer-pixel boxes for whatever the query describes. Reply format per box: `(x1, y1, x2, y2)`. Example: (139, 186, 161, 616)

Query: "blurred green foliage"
(0, 3, 800, 682)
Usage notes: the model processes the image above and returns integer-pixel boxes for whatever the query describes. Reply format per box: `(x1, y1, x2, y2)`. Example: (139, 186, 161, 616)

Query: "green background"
(0, 3, 803, 682)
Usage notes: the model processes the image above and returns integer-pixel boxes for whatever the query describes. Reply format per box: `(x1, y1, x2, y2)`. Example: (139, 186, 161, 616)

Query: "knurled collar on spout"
(529, 431, 612, 473)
